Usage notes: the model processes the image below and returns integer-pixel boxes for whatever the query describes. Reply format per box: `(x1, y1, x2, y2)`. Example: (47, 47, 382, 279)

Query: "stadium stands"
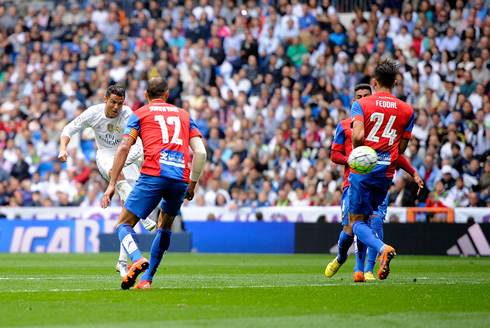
(0, 0, 490, 213)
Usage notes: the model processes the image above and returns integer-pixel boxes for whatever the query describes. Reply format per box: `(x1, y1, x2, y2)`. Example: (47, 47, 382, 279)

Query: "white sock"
(116, 180, 132, 202)
(140, 217, 154, 226)
(119, 244, 127, 263)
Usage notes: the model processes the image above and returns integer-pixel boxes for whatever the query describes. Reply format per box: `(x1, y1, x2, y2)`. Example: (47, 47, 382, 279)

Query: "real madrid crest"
(108, 124, 114, 132)
(115, 126, 121, 133)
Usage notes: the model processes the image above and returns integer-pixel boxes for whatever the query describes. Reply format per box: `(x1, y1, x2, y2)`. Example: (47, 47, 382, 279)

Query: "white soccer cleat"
(116, 261, 129, 278)
(140, 218, 157, 231)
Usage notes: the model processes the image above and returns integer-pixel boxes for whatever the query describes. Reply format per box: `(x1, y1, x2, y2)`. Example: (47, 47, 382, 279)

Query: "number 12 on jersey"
(366, 113, 397, 146)
(155, 115, 183, 145)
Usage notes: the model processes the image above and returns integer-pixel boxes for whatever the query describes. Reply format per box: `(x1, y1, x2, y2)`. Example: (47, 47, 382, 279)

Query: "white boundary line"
(0, 279, 487, 293)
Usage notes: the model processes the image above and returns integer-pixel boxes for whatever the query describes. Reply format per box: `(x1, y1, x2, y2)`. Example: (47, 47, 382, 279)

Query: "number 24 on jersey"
(366, 113, 397, 146)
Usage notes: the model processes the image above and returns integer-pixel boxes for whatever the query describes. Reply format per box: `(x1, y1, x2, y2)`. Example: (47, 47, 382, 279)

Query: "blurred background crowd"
(0, 0, 490, 210)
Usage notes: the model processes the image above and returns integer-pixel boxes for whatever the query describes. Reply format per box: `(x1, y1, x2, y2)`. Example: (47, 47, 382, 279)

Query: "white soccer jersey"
(61, 103, 144, 186)
(61, 103, 135, 155)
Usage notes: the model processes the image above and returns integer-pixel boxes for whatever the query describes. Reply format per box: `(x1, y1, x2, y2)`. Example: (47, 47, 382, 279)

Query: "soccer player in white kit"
(58, 85, 157, 277)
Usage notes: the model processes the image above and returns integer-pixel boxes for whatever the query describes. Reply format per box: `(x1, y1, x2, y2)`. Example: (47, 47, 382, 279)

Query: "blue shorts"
(342, 187, 389, 225)
(124, 174, 189, 219)
(348, 173, 391, 216)
(372, 192, 389, 219)
(341, 187, 350, 225)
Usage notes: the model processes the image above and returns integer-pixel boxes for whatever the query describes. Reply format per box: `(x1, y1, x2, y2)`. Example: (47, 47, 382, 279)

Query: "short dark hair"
(105, 84, 125, 99)
(146, 76, 168, 99)
(373, 60, 398, 88)
(354, 83, 372, 93)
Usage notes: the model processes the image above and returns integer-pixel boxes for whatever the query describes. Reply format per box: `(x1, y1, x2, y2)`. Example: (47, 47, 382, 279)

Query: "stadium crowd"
(0, 0, 490, 211)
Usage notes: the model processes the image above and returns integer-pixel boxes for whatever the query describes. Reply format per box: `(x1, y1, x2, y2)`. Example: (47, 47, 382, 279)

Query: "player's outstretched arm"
(351, 121, 365, 148)
(59, 109, 92, 163)
(101, 136, 135, 208)
(186, 136, 207, 201)
(58, 136, 70, 163)
(397, 154, 424, 195)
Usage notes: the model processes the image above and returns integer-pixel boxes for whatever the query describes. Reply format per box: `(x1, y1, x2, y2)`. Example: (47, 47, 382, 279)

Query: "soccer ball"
(348, 146, 378, 174)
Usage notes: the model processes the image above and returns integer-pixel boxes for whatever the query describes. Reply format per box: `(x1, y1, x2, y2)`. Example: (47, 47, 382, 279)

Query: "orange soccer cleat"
(121, 257, 149, 290)
(378, 245, 396, 280)
(134, 279, 152, 290)
(353, 271, 366, 282)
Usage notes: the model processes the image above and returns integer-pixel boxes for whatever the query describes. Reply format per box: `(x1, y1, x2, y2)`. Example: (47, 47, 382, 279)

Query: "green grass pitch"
(0, 253, 489, 327)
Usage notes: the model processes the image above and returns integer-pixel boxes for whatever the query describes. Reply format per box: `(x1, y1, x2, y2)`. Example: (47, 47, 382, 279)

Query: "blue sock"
(365, 216, 384, 273)
(353, 236, 367, 273)
(116, 223, 144, 263)
(337, 229, 354, 264)
(352, 221, 385, 255)
(140, 229, 172, 282)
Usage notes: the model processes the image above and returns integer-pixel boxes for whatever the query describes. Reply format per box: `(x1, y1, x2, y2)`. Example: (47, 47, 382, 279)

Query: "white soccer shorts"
(96, 150, 141, 187)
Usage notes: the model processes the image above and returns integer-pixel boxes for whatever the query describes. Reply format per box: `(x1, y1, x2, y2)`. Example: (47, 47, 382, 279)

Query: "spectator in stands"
(440, 131, 466, 161)
(280, 167, 304, 192)
(463, 158, 483, 190)
(418, 88, 440, 113)
(10, 148, 29, 183)
(36, 132, 57, 164)
(204, 177, 231, 206)
(479, 161, 490, 200)
(255, 191, 271, 207)
(418, 155, 440, 192)
(80, 190, 100, 208)
(460, 71, 478, 97)
(468, 191, 482, 207)
(427, 180, 455, 209)
(439, 164, 458, 190)
(215, 193, 228, 207)
(2, 5, 18, 32)
(389, 178, 415, 207)
(472, 57, 490, 85)
(450, 177, 470, 207)
(274, 189, 291, 206)
(406, 82, 423, 110)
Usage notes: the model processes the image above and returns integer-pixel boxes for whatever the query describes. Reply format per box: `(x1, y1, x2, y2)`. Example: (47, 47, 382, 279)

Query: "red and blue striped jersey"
(332, 119, 353, 189)
(351, 92, 414, 178)
(123, 100, 202, 183)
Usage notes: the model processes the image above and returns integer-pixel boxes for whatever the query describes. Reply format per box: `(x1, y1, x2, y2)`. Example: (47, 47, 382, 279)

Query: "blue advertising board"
(0, 220, 105, 253)
(184, 222, 296, 253)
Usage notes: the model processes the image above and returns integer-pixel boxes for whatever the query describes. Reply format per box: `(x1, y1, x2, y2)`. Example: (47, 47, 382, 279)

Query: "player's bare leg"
(350, 213, 395, 280)
(110, 169, 156, 231)
(115, 208, 149, 290)
(135, 211, 176, 290)
(109, 169, 154, 277)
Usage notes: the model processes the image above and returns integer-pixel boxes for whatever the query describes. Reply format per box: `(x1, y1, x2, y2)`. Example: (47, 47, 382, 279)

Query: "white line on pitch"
(0, 280, 487, 293)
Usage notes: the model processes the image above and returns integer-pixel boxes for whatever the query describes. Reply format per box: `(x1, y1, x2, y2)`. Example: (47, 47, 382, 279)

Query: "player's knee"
(343, 225, 353, 235)
(160, 218, 175, 230)
(349, 213, 362, 224)
(158, 212, 175, 230)
(115, 208, 140, 230)
(117, 172, 125, 181)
